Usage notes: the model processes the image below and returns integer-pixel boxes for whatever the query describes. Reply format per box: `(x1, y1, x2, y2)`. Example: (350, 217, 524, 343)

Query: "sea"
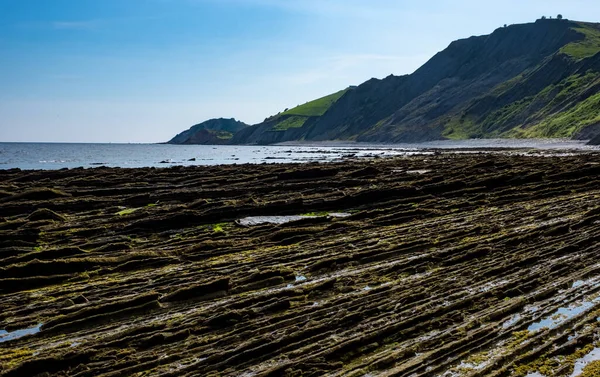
(0, 139, 597, 170)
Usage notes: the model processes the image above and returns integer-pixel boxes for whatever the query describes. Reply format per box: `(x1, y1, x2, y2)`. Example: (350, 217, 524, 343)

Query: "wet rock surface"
(1, 153, 600, 376)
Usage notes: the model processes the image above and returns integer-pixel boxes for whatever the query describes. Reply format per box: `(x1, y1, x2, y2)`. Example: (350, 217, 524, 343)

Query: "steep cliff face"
(167, 118, 248, 145)
(443, 52, 600, 139)
(236, 19, 600, 144)
(589, 132, 600, 145)
(311, 19, 595, 143)
(171, 19, 600, 145)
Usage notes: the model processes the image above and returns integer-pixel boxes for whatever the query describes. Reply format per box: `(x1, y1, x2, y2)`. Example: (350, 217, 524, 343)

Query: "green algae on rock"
(1, 153, 600, 376)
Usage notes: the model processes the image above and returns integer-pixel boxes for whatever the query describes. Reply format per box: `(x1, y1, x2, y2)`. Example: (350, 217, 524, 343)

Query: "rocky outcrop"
(589, 132, 600, 145)
(3, 153, 600, 375)
(167, 118, 248, 145)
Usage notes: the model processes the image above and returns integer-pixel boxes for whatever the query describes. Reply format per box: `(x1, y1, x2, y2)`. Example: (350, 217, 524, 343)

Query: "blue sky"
(1, 0, 599, 142)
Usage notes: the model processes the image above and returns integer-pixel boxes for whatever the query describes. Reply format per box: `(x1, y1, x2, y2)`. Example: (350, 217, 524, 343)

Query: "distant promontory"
(167, 118, 248, 145)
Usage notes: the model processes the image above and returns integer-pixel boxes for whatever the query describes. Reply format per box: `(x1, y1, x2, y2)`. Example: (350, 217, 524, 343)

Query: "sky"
(1, 0, 599, 143)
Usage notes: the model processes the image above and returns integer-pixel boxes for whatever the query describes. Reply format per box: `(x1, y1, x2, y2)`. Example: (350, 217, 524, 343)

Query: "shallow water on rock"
(502, 313, 522, 328)
(570, 347, 600, 376)
(528, 296, 600, 331)
(0, 324, 42, 343)
(237, 213, 350, 226)
(1, 139, 597, 170)
(237, 215, 312, 226)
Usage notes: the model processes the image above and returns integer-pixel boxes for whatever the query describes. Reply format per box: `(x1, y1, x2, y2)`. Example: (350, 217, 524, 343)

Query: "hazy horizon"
(2, 0, 599, 143)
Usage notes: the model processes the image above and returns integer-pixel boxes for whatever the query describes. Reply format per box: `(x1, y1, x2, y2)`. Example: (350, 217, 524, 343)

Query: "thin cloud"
(51, 20, 102, 30)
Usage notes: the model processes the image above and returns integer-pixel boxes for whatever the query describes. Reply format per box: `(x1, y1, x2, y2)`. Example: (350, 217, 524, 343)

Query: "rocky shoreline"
(2, 153, 600, 376)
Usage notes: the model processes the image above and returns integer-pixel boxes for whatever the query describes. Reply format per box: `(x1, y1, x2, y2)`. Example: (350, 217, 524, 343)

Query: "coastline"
(2, 153, 600, 375)
(1, 139, 599, 171)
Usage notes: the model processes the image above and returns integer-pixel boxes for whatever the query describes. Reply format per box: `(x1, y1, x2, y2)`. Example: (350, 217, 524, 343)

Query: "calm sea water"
(0, 140, 597, 170)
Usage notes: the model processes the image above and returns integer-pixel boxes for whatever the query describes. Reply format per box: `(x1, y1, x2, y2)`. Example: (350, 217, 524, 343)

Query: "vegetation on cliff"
(279, 88, 349, 117)
(167, 118, 248, 145)
(171, 19, 600, 145)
